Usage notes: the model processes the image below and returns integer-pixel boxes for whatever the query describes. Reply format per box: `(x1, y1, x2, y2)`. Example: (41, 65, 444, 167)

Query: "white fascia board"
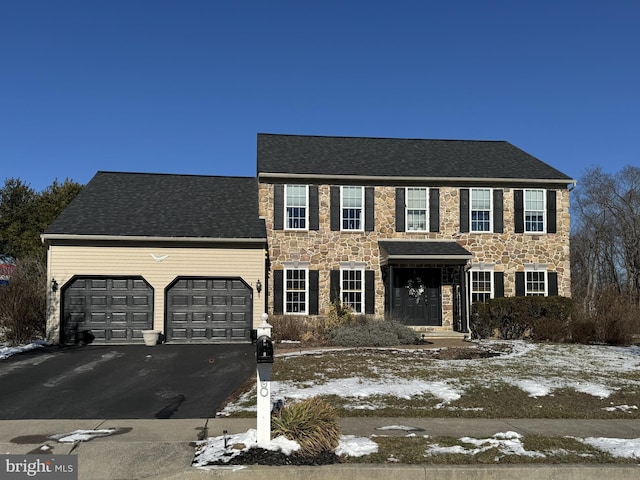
(41, 233, 267, 244)
(259, 172, 576, 186)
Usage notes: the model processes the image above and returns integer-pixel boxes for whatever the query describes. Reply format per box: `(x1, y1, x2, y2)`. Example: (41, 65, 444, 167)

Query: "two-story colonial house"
(258, 134, 573, 336)
(43, 133, 573, 344)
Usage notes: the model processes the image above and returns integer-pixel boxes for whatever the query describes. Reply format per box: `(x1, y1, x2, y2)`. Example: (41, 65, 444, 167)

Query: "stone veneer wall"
(259, 183, 571, 328)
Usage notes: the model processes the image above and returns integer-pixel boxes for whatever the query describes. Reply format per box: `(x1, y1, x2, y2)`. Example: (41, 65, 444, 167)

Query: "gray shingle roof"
(44, 172, 266, 239)
(257, 134, 573, 181)
(379, 241, 473, 262)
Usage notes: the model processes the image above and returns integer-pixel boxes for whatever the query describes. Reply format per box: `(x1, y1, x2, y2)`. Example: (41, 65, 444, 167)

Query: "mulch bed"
(210, 448, 341, 466)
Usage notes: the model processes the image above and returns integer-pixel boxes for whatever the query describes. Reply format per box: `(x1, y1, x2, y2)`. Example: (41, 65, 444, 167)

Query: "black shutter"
(493, 189, 504, 233)
(515, 271, 525, 297)
(548, 272, 558, 296)
(309, 270, 319, 314)
(395, 188, 405, 232)
(330, 269, 341, 303)
(330, 186, 340, 231)
(365, 187, 375, 232)
(274, 185, 284, 230)
(273, 270, 283, 314)
(460, 189, 469, 233)
(429, 188, 440, 232)
(309, 185, 319, 231)
(365, 270, 375, 314)
(494, 271, 505, 298)
(514, 190, 524, 233)
(547, 190, 557, 234)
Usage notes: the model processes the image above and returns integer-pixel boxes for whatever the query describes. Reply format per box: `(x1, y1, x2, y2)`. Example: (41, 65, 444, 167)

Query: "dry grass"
(342, 435, 630, 464)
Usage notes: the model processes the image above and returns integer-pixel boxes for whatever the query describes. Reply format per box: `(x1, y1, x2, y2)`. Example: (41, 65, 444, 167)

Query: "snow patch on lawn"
(573, 437, 640, 459)
(335, 435, 378, 457)
(425, 431, 545, 458)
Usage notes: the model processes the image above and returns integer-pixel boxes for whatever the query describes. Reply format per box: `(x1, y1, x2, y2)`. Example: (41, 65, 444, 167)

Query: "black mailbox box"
(256, 335, 274, 363)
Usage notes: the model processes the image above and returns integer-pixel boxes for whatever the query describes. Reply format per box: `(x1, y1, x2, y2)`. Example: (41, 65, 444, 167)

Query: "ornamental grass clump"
(272, 397, 341, 457)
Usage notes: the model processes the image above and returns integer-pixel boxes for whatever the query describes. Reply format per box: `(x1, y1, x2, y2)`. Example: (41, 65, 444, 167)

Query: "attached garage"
(62, 276, 153, 343)
(43, 172, 267, 345)
(166, 277, 252, 342)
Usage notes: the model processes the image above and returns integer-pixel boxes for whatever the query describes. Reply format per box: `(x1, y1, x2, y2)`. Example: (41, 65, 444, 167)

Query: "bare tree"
(572, 166, 640, 305)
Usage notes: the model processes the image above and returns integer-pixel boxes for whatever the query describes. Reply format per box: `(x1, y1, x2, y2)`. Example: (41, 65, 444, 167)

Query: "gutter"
(259, 172, 576, 186)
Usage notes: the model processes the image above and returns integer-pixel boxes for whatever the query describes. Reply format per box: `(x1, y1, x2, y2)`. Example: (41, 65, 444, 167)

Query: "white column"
(256, 313, 272, 445)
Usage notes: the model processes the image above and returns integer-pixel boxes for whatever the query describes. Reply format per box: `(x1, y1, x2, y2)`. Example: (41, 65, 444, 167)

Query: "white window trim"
(524, 263, 548, 296)
(470, 264, 494, 303)
(405, 187, 429, 232)
(524, 189, 546, 234)
(339, 262, 365, 314)
(284, 184, 309, 231)
(283, 261, 310, 315)
(340, 186, 364, 232)
(470, 188, 493, 233)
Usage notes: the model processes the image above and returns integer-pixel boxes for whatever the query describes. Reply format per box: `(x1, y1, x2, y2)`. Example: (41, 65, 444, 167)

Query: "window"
(406, 187, 428, 231)
(526, 270, 547, 296)
(285, 267, 307, 314)
(471, 270, 493, 303)
(285, 185, 308, 230)
(341, 268, 364, 313)
(341, 186, 363, 231)
(471, 188, 492, 232)
(525, 189, 545, 233)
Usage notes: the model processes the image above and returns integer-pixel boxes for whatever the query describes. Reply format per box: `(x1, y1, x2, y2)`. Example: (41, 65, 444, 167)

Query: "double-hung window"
(471, 188, 492, 232)
(341, 186, 363, 231)
(284, 267, 308, 314)
(525, 189, 545, 233)
(285, 185, 308, 230)
(470, 269, 493, 303)
(341, 267, 364, 313)
(526, 270, 547, 296)
(406, 187, 428, 231)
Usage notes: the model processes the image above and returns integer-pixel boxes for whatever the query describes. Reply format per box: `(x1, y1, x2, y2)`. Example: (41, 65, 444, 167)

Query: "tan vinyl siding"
(46, 244, 266, 342)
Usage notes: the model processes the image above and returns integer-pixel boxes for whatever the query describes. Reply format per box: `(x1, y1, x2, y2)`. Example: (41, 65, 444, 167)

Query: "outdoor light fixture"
(51, 279, 58, 292)
(256, 279, 262, 296)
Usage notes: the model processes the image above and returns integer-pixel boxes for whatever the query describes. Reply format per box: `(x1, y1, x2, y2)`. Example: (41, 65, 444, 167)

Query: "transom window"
(526, 271, 546, 296)
(525, 189, 545, 233)
(406, 187, 428, 231)
(341, 186, 363, 231)
(285, 268, 307, 313)
(471, 270, 493, 303)
(285, 185, 308, 230)
(341, 268, 363, 313)
(471, 188, 491, 232)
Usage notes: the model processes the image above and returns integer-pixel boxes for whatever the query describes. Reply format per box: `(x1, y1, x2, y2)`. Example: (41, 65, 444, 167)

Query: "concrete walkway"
(2, 418, 640, 479)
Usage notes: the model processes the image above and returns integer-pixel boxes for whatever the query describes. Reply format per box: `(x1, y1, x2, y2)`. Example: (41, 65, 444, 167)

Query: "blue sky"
(2, 1, 638, 192)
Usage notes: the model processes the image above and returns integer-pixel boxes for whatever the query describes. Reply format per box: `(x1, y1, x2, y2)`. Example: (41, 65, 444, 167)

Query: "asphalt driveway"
(0, 343, 255, 419)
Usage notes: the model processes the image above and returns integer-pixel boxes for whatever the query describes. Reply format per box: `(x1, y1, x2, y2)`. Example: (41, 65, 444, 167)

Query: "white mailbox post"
(256, 313, 273, 444)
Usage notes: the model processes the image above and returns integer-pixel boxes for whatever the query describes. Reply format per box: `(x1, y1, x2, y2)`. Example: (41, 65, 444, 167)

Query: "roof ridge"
(94, 171, 256, 181)
(257, 133, 507, 143)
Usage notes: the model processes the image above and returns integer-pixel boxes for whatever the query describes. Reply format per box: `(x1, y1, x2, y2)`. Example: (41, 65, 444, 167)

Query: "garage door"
(62, 277, 153, 344)
(166, 277, 252, 342)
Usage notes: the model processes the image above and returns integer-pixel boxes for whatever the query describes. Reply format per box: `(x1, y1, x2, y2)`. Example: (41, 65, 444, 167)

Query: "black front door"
(392, 268, 441, 326)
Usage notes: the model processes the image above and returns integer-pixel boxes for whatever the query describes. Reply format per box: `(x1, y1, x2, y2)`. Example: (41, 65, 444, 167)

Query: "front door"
(392, 268, 442, 326)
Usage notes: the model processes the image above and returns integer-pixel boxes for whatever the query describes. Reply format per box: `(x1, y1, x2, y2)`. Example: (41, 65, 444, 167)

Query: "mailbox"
(256, 335, 274, 363)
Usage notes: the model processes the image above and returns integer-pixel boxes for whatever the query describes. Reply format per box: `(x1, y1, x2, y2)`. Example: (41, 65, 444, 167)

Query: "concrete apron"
(153, 464, 640, 480)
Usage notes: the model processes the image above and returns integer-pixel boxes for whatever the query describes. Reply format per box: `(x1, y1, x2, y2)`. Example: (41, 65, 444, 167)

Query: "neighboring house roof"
(43, 172, 266, 241)
(257, 133, 574, 183)
(379, 241, 473, 265)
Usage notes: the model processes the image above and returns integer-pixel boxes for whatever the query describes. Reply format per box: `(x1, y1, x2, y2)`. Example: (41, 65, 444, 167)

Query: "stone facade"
(259, 182, 571, 332)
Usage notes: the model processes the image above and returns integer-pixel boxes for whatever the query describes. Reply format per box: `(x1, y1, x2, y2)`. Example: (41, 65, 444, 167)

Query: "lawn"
(220, 340, 640, 419)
